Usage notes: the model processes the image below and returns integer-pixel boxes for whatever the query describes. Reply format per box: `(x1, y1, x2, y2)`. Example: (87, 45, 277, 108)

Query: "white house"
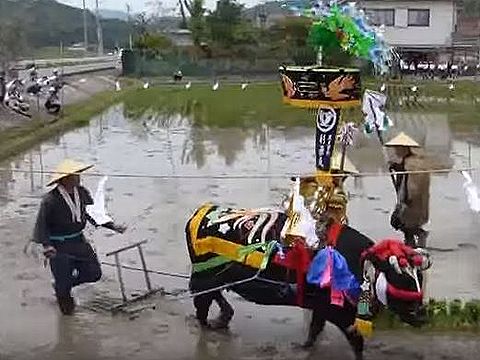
(362, 0, 457, 62)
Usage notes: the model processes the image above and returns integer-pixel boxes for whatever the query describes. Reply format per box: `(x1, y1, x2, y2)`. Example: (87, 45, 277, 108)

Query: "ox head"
(362, 240, 431, 327)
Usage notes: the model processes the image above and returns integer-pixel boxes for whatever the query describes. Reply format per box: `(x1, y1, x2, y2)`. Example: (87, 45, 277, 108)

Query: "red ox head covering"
(361, 239, 425, 269)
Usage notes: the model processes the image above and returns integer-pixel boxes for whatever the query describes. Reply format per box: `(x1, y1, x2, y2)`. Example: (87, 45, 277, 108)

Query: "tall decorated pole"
(278, 0, 395, 337)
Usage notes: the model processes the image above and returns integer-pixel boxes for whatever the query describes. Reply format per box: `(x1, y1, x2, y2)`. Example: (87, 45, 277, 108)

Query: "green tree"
(462, 0, 480, 17)
(206, 0, 243, 48)
(134, 12, 150, 36)
(189, 0, 206, 46)
(134, 32, 173, 59)
(267, 17, 312, 53)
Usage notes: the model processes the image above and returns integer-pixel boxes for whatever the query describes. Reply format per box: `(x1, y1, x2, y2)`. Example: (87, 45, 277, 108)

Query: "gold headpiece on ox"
(286, 152, 358, 226)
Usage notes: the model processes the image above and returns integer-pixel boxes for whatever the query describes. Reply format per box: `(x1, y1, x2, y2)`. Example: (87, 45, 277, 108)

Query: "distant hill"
(99, 8, 128, 21)
(0, 0, 130, 50)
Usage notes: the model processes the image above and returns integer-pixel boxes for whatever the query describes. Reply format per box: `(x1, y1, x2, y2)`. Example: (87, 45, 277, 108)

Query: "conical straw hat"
(384, 132, 420, 147)
(47, 159, 93, 186)
(330, 151, 359, 174)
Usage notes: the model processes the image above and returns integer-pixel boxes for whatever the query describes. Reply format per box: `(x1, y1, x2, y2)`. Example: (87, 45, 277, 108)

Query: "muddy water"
(1, 105, 480, 359)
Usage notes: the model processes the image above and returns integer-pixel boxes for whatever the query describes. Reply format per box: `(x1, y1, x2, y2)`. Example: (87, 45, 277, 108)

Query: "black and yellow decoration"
(186, 204, 288, 271)
(279, 65, 362, 225)
(279, 66, 361, 109)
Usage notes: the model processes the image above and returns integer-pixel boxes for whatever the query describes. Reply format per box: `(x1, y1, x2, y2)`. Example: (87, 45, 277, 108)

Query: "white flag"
(86, 176, 113, 225)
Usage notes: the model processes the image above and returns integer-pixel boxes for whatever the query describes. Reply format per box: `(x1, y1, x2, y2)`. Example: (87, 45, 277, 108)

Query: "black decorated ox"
(185, 203, 430, 360)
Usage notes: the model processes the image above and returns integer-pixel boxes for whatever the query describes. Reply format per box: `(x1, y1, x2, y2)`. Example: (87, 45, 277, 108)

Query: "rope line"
(100, 261, 190, 279)
(0, 166, 477, 179)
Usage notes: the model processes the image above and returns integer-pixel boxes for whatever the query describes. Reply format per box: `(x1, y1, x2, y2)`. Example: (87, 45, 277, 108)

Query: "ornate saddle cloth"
(187, 204, 288, 270)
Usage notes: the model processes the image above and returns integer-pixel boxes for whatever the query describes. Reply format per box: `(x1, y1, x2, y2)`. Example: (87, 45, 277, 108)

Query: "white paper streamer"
(461, 171, 480, 212)
(281, 178, 320, 248)
(338, 122, 357, 147)
(362, 89, 392, 132)
(86, 176, 113, 225)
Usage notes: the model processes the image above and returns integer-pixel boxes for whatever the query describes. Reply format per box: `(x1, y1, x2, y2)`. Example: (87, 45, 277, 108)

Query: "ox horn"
(388, 256, 402, 274)
(414, 248, 432, 271)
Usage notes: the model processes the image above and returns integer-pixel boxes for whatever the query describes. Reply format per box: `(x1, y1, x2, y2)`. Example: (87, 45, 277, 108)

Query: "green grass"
(121, 81, 480, 129)
(375, 299, 480, 332)
(122, 83, 314, 128)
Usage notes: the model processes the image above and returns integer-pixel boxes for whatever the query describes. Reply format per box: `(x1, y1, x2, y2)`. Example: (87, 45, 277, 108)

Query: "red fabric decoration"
(412, 255, 424, 267)
(326, 222, 343, 247)
(273, 239, 311, 306)
(272, 223, 344, 307)
(387, 283, 423, 302)
(361, 239, 419, 268)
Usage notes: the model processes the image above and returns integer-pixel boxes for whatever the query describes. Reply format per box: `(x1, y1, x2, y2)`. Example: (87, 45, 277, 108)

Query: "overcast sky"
(58, 0, 265, 14)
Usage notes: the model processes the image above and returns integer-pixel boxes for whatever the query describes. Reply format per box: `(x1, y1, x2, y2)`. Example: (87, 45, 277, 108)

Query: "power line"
(0, 166, 477, 180)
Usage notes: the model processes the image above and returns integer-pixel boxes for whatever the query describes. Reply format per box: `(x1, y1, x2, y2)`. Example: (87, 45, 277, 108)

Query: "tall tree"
(178, 0, 191, 29)
(189, 0, 206, 46)
(206, 0, 243, 47)
(462, 0, 480, 17)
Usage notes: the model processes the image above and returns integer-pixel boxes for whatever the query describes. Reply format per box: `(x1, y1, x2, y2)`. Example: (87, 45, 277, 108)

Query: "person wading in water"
(33, 160, 126, 315)
(385, 132, 430, 248)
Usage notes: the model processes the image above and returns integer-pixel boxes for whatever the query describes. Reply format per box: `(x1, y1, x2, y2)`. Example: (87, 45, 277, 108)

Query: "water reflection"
(0, 105, 462, 210)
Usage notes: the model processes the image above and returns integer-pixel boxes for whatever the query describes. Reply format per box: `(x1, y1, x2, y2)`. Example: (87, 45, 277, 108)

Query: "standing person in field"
(33, 159, 126, 315)
(385, 132, 430, 248)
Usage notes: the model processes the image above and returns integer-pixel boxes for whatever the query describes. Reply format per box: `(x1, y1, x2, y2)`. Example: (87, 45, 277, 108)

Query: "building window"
(365, 9, 395, 27)
(408, 9, 430, 27)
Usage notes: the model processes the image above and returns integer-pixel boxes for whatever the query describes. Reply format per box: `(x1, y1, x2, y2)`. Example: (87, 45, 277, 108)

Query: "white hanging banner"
(86, 176, 113, 225)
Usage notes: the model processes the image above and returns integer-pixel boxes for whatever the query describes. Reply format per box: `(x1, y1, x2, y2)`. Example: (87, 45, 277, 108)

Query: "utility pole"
(96, 0, 104, 55)
(126, 3, 133, 50)
(83, 0, 88, 53)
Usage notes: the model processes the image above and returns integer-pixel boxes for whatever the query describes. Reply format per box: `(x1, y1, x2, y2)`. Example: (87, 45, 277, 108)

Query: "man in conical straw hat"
(385, 132, 430, 248)
(33, 159, 126, 315)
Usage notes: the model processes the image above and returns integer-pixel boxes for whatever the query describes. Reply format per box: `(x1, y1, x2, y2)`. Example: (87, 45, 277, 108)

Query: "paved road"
(17, 61, 119, 80)
(15, 55, 117, 68)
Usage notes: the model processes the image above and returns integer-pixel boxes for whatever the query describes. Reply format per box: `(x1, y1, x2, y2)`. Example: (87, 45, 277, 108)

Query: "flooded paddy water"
(1, 87, 480, 359)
